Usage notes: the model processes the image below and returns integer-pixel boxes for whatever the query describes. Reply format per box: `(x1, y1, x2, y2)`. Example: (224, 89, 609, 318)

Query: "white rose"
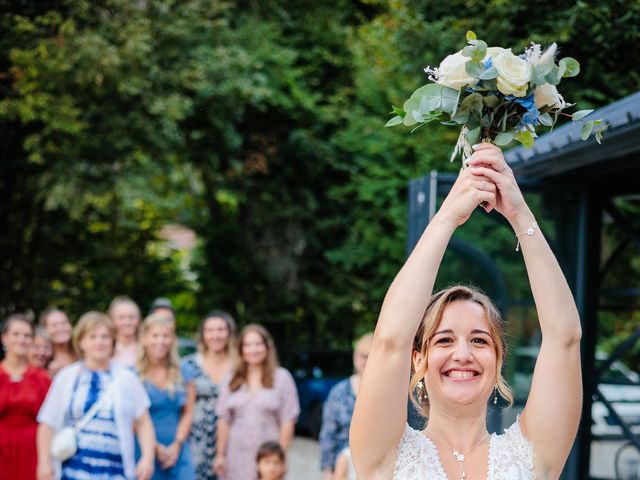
(437, 51, 478, 90)
(485, 47, 506, 59)
(534, 83, 566, 109)
(493, 49, 531, 97)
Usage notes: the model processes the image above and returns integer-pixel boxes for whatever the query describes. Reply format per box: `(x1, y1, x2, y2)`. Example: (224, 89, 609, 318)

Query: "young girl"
(256, 442, 286, 480)
(137, 313, 196, 480)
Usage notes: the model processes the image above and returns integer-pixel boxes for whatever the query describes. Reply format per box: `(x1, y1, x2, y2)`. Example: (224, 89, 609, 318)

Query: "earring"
(417, 380, 428, 403)
(493, 384, 498, 405)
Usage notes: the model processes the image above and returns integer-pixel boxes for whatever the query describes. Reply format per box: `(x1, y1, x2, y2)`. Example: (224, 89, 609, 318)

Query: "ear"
(412, 350, 424, 372)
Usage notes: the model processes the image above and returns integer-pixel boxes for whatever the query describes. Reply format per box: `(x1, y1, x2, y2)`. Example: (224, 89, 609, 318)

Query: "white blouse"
(393, 420, 535, 480)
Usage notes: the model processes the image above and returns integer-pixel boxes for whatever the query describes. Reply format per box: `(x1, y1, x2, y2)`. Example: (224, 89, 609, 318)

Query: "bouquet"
(386, 31, 606, 164)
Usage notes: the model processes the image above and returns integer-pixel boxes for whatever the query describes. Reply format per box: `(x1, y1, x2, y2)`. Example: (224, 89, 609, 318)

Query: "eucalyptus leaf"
(572, 109, 593, 121)
(462, 45, 474, 58)
(483, 95, 500, 108)
(466, 31, 477, 41)
(465, 126, 481, 145)
(544, 65, 562, 85)
(559, 57, 580, 77)
(494, 131, 515, 146)
(581, 121, 594, 140)
(539, 112, 554, 127)
(440, 86, 461, 115)
(385, 115, 404, 127)
(472, 41, 487, 61)
(479, 66, 498, 80)
(465, 60, 484, 78)
(402, 96, 422, 126)
(516, 130, 535, 148)
(392, 106, 406, 116)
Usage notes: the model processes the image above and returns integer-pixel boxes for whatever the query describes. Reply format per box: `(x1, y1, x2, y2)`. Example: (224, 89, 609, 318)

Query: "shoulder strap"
(74, 377, 117, 432)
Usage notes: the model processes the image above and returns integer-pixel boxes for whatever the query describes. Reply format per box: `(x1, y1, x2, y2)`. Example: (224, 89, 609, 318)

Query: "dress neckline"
(419, 430, 495, 480)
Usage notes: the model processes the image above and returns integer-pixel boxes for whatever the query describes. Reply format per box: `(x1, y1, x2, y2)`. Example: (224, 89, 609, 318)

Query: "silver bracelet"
(515, 220, 538, 252)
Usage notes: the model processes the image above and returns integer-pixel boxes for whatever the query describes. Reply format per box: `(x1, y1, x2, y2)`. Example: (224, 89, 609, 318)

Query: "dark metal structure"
(407, 91, 640, 479)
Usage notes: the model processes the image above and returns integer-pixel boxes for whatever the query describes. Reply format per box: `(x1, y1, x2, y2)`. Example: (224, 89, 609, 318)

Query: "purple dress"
(217, 367, 300, 480)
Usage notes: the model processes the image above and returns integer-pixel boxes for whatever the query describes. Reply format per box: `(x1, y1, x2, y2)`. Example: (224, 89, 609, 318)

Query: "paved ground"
(289, 436, 323, 479)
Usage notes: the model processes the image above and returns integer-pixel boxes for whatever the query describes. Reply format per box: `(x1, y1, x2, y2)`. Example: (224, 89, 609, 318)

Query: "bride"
(350, 143, 582, 479)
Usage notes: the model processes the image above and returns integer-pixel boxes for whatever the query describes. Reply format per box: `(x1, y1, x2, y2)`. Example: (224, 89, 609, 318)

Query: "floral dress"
(180, 353, 224, 480)
(319, 377, 356, 471)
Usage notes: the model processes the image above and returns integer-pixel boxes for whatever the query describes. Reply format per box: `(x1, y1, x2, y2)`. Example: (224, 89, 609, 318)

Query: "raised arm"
(350, 168, 497, 478)
(468, 144, 582, 478)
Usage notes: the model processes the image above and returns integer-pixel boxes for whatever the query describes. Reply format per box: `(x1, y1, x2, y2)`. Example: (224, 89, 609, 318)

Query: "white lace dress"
(393, 420, 535, 479)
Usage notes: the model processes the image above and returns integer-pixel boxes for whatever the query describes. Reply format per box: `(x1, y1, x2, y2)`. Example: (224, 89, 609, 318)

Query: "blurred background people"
(256, 441, 286, 480)
(137, 313, 196, 480)
(214, 324, 299, 480)
(149, 298, 176, 322)
(37, 311, 155, 480)
(319, 332, 372, 479)
(39, 308, 76, 376)
(1, 313, 51, 480)
(28, 327, 53, 370)
(109, 295, 142, 368)
(181, 311, 236, 480)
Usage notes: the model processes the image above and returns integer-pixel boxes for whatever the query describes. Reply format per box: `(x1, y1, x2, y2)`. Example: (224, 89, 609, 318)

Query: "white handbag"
(51, 381, 116, 461)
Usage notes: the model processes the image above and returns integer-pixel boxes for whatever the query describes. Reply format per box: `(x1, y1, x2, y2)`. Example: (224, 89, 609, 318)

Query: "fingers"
(467, 144, 509, 174)
(468, 166, 510, 187)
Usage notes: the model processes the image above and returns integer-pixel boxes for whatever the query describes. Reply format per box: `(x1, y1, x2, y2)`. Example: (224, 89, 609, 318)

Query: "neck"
(84, 357, 110, 371)
(53, 342, 72, 356)
(425, 405, 489, 451)
(247, 364, 263, 376)
(2, 352, 27, 371)
(147, 355, 168, 368)
(117, 335, 136, 347)
(203, 349, 228, 362)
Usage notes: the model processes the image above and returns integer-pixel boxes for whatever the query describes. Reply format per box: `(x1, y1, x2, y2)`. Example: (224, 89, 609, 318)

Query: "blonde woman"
(351, 144, 582, 479)
(319, 332, 372, 479)
(110, 296, 142, 368)
(37, 311, 155, 480)
(39, 308, 76, 376)
(214, 324, 300, 480)
(137, 314, 196, 479)
(180, 311, 236, 480)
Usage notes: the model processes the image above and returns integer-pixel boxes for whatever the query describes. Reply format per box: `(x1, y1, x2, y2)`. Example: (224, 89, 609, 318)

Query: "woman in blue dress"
(137, 313, 196, 480)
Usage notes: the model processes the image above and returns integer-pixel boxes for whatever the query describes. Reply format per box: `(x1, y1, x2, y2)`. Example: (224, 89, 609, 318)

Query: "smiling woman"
(350, 144, 583, 480)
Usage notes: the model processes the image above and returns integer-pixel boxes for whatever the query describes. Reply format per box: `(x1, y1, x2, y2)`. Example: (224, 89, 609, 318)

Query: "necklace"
(425, 428, 489, 480)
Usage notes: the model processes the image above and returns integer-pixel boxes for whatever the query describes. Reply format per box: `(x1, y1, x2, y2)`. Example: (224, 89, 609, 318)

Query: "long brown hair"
(229, 324, 279, 392)
(410, 285, 513, 417)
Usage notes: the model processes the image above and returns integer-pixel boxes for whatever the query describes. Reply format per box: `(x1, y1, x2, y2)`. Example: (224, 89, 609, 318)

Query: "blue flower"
(483, 57, 493, 70)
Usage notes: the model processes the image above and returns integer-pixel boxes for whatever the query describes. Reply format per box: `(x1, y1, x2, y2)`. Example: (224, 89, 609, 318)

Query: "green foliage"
(1, 0, 639, 350)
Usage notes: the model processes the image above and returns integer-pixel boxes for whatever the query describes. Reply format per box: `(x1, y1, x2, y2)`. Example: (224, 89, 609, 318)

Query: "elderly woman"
(37, 311, 156, 480)
(319, 332, 372, 479)
(351, 144, 582, 479)
(28, 327, 54, 370)
(0, 314, 51, 480)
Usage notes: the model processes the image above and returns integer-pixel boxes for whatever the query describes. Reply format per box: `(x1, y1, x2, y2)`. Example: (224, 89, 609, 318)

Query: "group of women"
(0, 297, 299, 480)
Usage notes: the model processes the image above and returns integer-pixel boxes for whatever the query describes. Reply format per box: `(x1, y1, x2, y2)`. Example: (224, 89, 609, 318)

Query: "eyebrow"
(433, 329, 491, 336)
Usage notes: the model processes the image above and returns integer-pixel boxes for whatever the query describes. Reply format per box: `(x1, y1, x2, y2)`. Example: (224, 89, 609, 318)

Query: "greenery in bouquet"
(386, 31, 606, 164)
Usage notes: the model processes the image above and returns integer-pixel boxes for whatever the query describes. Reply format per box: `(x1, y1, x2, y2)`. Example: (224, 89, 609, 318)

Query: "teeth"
(447, 370, 476, 379)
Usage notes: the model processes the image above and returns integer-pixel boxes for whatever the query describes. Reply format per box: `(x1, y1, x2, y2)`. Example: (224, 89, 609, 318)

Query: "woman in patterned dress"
(180, 311, 236, 480)
(351, 145, 582, 479)
(213, 324, 300, 480)
(137, 313, 196, 479)
(37, 311, 156, 480)
(319, 332, 372, 479)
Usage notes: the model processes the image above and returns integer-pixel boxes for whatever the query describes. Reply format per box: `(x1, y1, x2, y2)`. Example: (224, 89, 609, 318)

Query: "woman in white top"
(110, 296, 142, 368)
(350, 144, 582, 480)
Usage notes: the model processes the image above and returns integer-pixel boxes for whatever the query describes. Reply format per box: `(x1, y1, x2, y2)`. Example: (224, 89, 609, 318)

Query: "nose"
(452, 341, 473, 363)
